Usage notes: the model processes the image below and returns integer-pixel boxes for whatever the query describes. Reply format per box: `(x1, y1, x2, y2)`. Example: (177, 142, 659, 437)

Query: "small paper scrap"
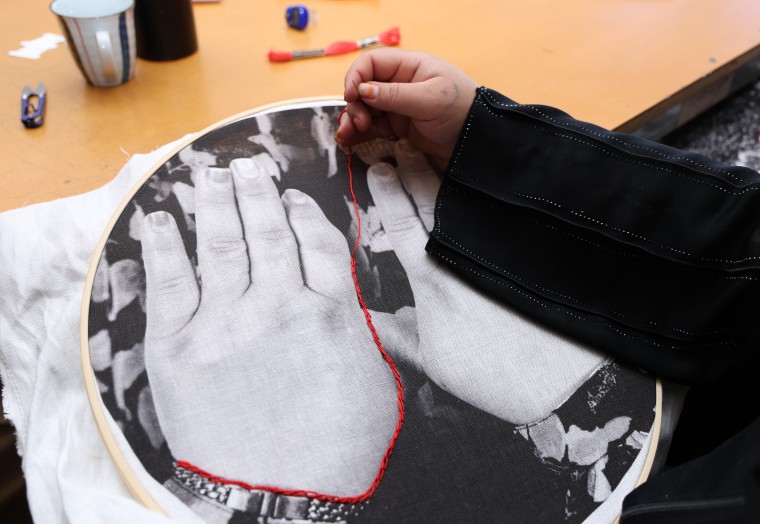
(9, 33, 66, 59)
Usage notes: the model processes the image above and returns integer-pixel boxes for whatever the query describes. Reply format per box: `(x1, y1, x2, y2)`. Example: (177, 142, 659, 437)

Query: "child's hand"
(337, 49, 478, 169)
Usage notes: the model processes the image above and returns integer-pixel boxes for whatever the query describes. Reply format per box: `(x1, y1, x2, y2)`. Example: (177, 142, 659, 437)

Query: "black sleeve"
(427, 87, 760, 385)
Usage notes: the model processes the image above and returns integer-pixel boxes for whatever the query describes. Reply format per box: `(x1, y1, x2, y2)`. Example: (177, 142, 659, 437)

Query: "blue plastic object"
(285, 5, 309, 30)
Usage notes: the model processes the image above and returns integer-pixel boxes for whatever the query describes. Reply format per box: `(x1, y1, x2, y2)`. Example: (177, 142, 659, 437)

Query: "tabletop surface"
(3, 0, 760, 212)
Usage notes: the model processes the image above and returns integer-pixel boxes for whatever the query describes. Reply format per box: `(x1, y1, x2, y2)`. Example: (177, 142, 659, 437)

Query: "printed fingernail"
(206, 168, 229, 184)
(232, 158, 262, 179)
(284, 189, 310, 204)
(358, 83, 377, 100)
(146, 211, 172, 230)
(370, 163, 397, 181)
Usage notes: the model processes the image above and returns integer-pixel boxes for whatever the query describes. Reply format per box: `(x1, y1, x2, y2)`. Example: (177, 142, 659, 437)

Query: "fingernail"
(233, 158, 262, 179)
(284, 189, 310, 204)
(206, 168, 229, 183)
(353, 117, 361, 129)
(371, 163, 397, 181)
(147, 211, 171, 230)
(358, 83, 377, 100)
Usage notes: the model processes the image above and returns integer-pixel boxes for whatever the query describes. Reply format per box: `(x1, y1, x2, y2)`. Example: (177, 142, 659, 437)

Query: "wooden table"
(3, 0, 760, 212)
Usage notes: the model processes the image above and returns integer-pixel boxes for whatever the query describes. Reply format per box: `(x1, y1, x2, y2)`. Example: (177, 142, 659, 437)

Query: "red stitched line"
(178, 110, 405, 504)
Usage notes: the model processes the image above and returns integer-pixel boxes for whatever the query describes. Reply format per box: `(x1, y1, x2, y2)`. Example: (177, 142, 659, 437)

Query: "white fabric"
(0, 139, 202, 523)
(0, 135, 658, 523)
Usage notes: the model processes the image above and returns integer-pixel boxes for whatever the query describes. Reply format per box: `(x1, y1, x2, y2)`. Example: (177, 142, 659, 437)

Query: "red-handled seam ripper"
(268, 27, 400, 62)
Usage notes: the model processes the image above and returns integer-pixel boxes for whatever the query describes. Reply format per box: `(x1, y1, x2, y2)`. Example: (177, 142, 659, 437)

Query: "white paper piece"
(9, 33, 65, 59)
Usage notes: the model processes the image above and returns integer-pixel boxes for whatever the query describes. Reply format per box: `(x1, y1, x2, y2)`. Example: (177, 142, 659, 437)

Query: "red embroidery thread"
(178, 110, 405, 504)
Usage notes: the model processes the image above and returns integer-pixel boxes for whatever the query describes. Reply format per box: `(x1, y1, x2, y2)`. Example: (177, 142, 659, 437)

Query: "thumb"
(358, 80, 443, 120)
(369, 307, 421, 371)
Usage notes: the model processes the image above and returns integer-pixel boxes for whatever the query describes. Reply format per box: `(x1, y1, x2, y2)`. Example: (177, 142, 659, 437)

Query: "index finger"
(343, 49, 425, 102)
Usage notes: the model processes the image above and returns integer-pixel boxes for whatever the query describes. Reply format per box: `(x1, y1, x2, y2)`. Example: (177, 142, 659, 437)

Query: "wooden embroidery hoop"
(79, 97, 663, 520)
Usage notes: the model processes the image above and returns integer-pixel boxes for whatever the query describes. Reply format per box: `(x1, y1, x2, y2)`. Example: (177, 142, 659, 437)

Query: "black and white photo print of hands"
(140, 153, 399, 497)
(369, 141, 607, 426)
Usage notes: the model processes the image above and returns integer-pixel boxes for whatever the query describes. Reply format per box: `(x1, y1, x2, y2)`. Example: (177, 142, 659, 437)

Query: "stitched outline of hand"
(140, 154, 399, 496)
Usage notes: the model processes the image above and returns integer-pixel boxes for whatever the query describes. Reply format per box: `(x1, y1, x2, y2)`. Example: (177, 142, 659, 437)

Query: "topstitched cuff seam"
(481, 88, 749, 184)
(435, 228, 749, 339)
(441, 181, 756, 283)
(474, 97, 758, 197)
(433, 183, 750, 338)
(450, 90, 478, 179)
(446, 97, 760, 267)
(427, 245, 742, 352)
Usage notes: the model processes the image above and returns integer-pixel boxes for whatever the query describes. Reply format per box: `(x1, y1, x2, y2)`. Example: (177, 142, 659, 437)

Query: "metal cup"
(50, 0, 136, 87)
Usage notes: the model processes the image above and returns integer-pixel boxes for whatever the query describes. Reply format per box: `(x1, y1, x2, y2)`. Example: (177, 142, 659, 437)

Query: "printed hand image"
(86, 101, 656, 523)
